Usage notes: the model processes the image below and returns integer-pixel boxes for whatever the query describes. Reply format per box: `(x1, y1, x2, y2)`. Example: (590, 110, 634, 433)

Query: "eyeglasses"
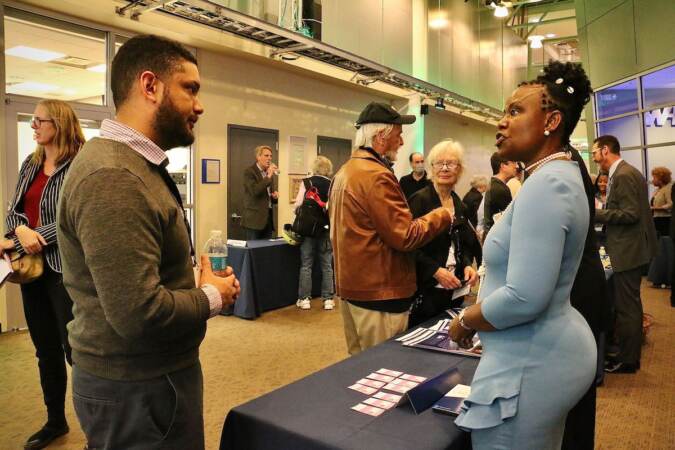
(432, 161, 460, 170)
(31, 117, 55, 128)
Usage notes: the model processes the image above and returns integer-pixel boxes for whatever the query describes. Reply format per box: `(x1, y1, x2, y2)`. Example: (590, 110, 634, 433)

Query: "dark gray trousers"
(612, 267, 643, 364)
(73, 362, 204, 450)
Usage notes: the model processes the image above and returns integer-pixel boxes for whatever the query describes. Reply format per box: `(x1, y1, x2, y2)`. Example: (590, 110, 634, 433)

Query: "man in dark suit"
(483, 152, 518, 235)
(242, 145, 279, 240)
(462, 175, 488, 228)
(594, 135, 657, 373)
(399, 152, 431, 199)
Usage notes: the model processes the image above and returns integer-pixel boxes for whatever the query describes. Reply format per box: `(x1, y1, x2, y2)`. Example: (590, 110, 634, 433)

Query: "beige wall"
(0, 2, 7, 330)
(194, 49, 395, 248)
(424, 109, 496, 197)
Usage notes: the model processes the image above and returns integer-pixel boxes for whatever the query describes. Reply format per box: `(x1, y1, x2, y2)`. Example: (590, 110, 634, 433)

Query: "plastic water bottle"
(204, 230, 227, 276)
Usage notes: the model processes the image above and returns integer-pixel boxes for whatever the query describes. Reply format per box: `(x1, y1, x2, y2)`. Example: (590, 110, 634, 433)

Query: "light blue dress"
(455, 161, 597, 450)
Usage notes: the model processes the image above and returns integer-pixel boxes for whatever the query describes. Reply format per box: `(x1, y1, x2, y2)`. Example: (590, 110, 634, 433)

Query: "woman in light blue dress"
(450, 61, 597, 449)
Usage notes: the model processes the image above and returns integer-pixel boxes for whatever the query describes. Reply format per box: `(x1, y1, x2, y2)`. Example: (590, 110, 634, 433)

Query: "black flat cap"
(355, 102, 416, 128)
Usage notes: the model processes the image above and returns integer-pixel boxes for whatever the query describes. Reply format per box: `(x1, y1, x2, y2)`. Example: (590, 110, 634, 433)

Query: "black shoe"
(604, 361, 639, 373)
(24, 423, 69, 450)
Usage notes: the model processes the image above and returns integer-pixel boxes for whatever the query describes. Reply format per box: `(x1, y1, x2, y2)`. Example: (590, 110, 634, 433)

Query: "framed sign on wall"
(201, 158, 220, 184)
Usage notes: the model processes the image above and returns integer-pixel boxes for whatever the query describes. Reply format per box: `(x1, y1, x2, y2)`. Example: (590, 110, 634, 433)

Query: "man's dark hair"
(490, 152, 509, 175)
(111, 35, 198, 108)
(519, 60, 593, 145)
(594, 135, 621, 155)
(409, 152, 423, 163)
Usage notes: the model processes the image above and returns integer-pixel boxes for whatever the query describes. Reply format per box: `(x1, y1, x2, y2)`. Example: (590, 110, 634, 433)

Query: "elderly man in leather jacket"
(329, 103, 454, 355)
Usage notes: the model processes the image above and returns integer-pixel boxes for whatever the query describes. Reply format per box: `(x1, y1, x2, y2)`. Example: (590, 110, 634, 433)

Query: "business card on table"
(389, 378, 419, 388)
(348, 383, 377, 395)
(352, 403, 385, 417)
(377, 368, 403, 377)
(383, 382, 412, 394)
(366, 372, 396, 383)
(373, 391, 402, 403)
(357, 378, 386, 389)
(363, 397, 396, 410)
(400, 374, 427, 383)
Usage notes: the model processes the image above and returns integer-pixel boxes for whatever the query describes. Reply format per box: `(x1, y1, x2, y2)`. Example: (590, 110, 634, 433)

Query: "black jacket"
(408, 185, 478, 290)
(462, 187, 483, 228)
(568, 147, 610, 336)
(399, 172, 432, 199)
(484, 177, 512, 233)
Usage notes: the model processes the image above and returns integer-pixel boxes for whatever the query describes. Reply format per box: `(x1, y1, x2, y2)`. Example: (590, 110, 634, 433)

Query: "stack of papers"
(348, 368, 428, 417)
(1, 254, 13, 287)
(396, 317, 482, 358)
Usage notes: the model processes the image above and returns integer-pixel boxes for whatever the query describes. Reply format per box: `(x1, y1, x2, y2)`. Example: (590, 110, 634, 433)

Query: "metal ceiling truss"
(115, 0, 503, 121)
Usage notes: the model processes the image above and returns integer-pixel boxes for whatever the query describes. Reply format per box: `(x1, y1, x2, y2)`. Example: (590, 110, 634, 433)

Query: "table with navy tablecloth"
(219, 317, 478, 450)
(647, 236, 673, 286)
(222, 239, 322, 319)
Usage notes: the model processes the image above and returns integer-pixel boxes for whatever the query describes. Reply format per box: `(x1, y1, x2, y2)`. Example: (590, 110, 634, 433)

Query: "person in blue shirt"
(450, 61, 597, 449)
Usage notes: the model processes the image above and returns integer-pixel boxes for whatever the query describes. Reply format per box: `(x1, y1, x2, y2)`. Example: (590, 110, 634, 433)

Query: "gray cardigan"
(57, 138, 210, 381)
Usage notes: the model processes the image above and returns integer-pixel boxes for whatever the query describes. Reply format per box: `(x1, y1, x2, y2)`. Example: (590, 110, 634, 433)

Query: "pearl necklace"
(525, 151, 571, 176)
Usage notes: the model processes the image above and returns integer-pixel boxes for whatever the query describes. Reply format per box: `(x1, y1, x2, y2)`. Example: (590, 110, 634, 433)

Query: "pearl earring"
(544, 130, 550, 136)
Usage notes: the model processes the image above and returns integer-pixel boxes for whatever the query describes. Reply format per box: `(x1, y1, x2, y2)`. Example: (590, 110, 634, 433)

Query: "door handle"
(231, 213, 242, 220)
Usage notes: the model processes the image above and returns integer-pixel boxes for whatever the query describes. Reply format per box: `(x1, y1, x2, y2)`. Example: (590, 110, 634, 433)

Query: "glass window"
(166, 146, 192, 205)
(595, 79, 639, 119)
(620, 148, 644, 176)
(642, 64, 675, 109)
(16, 113, 101, 171)
(645, 145, 675, 196)
(4, 8, 107, 105)
(597, 114, 642, 148)
(644, 106, 675, 145)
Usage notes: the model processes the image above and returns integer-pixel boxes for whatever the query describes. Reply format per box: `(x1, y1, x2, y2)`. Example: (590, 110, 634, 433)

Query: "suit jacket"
(595, 160, 657, 272)
(408, 185, 477, 290)
(242, 163, 277, 230)
(483, 177, 512, 233)
(462, 187, 483, 228)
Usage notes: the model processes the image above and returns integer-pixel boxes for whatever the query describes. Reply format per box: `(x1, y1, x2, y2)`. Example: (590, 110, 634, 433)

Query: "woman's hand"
(450, 315, 475, 348)
(0, 239, 15, 256)
(14, 225, 47, 255)
(464, 266, 478, 287)
(434, 267, 463, 289)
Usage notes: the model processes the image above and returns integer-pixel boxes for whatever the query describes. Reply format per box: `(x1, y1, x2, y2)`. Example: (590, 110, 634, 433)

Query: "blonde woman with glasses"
(407, 140, 479, 327)
(1, 99, 85, 449)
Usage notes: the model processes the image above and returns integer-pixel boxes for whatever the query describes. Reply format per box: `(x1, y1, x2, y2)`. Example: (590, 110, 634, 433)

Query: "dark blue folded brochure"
(399, 367, 463, 415)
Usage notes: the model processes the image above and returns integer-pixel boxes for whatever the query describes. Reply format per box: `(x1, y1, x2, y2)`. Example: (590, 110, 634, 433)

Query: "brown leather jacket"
(329, 148, 453, 301)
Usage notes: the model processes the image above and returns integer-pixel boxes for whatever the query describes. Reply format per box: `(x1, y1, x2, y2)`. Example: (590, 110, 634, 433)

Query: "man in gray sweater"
(57, 35, 239, 449)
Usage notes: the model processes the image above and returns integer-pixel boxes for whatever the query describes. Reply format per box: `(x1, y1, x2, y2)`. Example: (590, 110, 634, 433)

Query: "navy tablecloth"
(219, 319, 478, 450)
(223, 239, 322, 319)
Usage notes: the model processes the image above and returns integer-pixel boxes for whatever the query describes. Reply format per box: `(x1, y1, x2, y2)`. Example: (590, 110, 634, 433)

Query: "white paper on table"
(0, 254, 13, 287)
(227, 239, 247, 247)
(451, 283, 471, 300)
(445, 384, 471, 398)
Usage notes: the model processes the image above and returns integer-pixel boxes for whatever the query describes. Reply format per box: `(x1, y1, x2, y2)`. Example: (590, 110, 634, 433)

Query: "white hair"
(470, 174, 489, 189)
(354, 123, 394, 149)
(427, 139, 465, 182)
(312, 155, 333, 177)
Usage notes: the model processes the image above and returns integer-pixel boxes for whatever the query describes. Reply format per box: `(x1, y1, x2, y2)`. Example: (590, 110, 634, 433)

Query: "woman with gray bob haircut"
(294, 155, 336, 310)
(407, 139, 480, 327)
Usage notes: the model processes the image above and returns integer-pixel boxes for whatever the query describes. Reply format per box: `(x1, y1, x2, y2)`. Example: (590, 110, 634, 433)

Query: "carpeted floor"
(0, 280, 672, 449)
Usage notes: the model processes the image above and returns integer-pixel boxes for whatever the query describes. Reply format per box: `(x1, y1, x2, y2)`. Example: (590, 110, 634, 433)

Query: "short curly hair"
(651, 166, 672, 185)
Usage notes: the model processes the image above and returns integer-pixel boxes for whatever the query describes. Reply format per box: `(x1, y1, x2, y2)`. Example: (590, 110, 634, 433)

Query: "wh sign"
(645, 106, 675, 127)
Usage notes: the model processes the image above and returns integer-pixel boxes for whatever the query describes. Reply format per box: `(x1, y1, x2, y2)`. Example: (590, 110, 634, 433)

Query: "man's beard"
(153, 93, 195, 150)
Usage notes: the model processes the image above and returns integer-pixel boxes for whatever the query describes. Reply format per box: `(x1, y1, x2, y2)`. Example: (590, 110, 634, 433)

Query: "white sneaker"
(323, 299, 335, 310)
(296, 298, 311, 310)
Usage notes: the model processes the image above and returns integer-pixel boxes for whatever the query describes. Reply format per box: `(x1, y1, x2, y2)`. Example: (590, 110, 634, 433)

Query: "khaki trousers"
(340, 301, 409, 355)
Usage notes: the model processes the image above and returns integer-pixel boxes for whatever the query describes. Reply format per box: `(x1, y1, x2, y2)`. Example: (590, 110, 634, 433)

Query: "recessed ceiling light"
(529, 16, 541, 23)
(546, 33, 556, 38)
(87, 64, 106, 73)
(429, 10, 448, 29)
(5, 46, 66, 62)
(494, 5, 509, 18)
(8, 81, 59, 92)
